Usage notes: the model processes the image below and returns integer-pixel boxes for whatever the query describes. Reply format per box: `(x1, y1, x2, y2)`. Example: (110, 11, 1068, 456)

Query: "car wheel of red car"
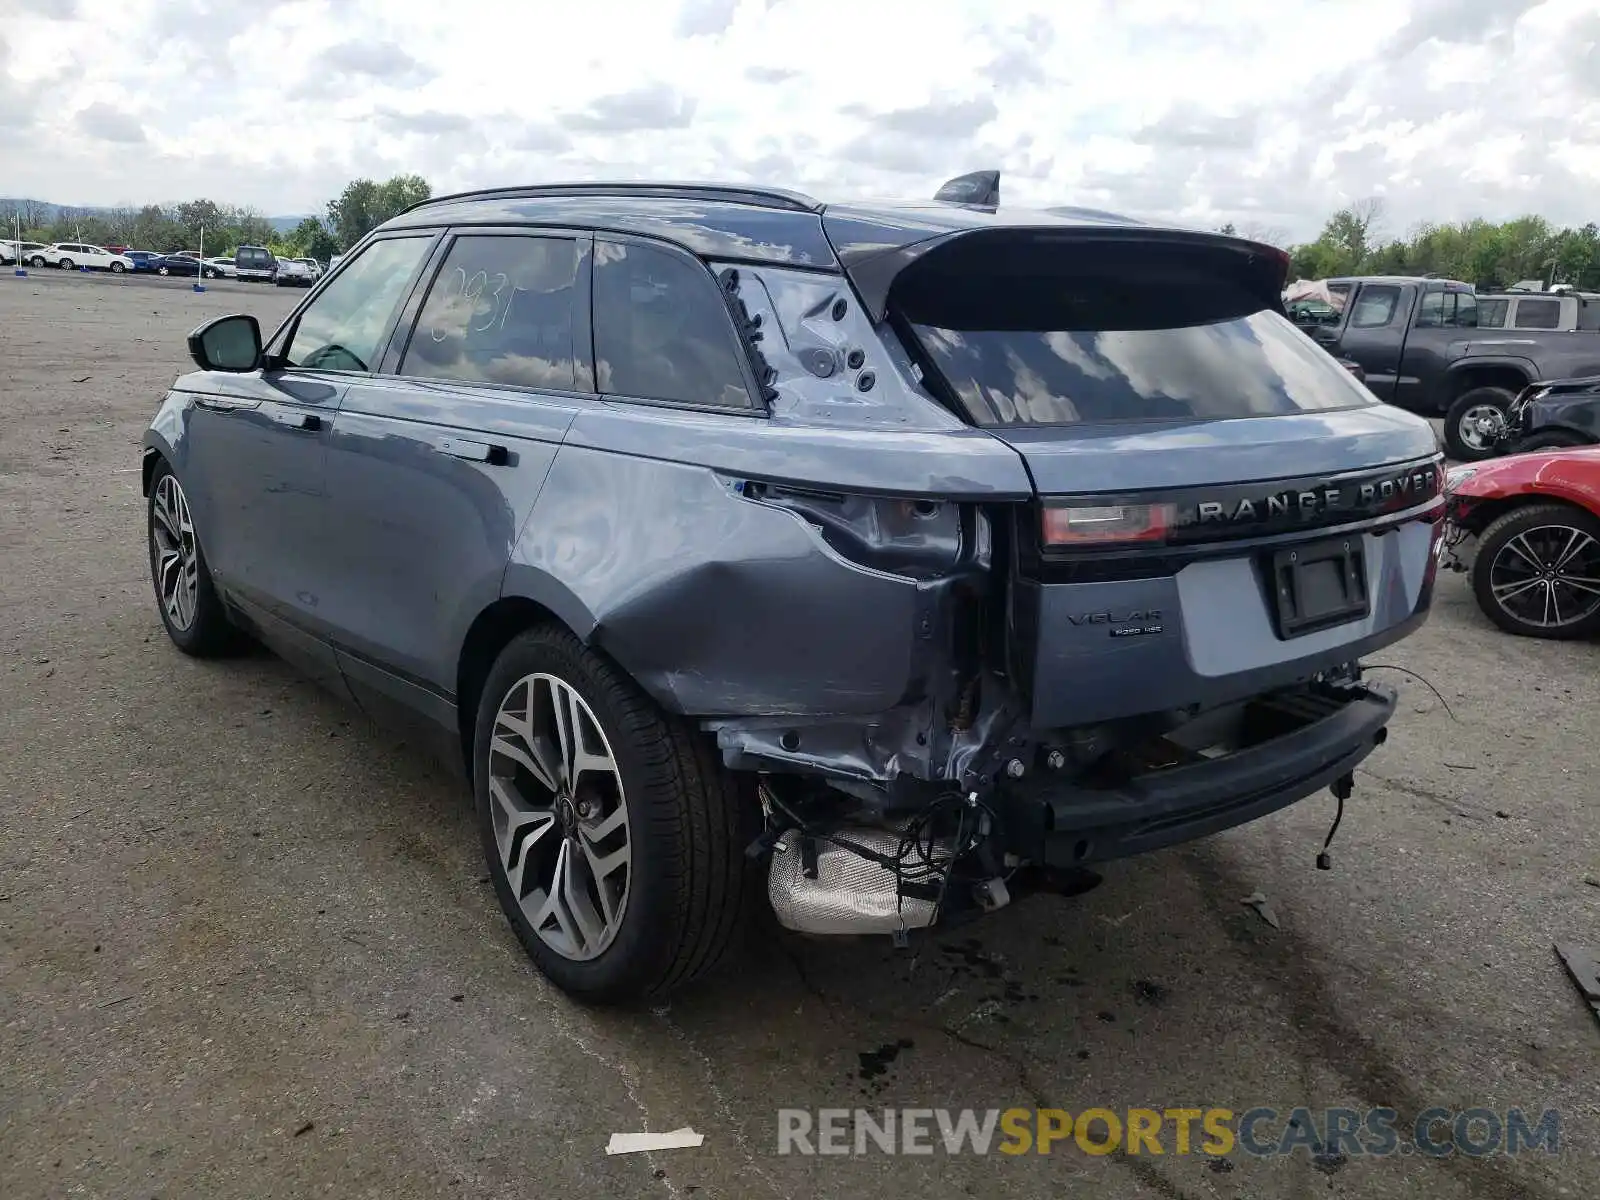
(1471, 502, 1600, 639)
(1515, 431, 1590, 453)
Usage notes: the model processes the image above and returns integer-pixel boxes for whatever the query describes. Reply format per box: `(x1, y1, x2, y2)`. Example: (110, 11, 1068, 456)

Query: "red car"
(1442, 448, 1600, 638)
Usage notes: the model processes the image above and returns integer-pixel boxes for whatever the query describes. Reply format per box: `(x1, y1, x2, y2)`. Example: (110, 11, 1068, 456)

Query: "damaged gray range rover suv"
(142, 177, 1444, 1003)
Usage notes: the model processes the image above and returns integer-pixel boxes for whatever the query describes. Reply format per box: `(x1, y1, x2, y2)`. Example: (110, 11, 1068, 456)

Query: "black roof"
(384, 180, 1152, 274)
(384, 180, 1282, 320)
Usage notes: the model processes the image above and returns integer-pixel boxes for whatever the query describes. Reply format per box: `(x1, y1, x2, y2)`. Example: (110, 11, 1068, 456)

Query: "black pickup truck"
(1292, 277, 1600, 460)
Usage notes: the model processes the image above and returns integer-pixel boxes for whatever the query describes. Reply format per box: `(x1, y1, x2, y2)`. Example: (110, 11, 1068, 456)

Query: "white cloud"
(1, 0, 1597, 241)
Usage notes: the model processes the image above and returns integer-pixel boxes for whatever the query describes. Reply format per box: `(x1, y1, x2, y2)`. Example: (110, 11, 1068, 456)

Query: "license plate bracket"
(1269, 536, 1369, 639)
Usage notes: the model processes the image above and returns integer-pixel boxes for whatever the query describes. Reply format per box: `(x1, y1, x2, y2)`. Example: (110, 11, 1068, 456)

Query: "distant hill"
(1, 199, 314, 234)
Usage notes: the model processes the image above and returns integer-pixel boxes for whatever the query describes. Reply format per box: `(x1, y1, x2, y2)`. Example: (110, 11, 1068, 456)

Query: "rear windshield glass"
(895, 240, 1376, 426)
(906, 308, 1375, 427)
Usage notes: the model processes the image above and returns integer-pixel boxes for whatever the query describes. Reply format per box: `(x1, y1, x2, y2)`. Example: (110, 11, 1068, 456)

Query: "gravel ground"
(2, 271, 1597, 1200)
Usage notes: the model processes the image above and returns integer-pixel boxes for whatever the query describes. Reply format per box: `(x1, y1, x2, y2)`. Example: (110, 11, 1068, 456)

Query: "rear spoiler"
(933, 170, 1000, 209)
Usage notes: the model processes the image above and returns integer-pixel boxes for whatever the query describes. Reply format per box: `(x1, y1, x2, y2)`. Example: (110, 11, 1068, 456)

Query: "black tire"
(1470, 502, 1600, 640)
(473, 624, 757, 1004)
(1515, 430, 1591, 453)
(29, 255, 45, 268)
(205, 268, 219, 279)
(146, 459, 241, 657)
(157, 265, 170, 276)
(110, 261, 125, 273)
(59, 258, 74, 270)
(1443, 386, 1517, 461)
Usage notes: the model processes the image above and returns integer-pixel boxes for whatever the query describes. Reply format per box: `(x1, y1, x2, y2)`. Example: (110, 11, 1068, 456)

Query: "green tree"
(290, 216, 340, 262)
(326, 174, 431, 251)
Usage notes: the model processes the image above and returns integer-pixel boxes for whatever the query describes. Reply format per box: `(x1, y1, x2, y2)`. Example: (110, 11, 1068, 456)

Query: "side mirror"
(188, 314, 262, 372)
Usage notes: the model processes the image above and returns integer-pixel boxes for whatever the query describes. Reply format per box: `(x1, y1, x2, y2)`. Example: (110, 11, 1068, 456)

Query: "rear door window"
(282, 236, 433, 373)
(592, 239, 752, 409)
(1446, 292, 1477, 327)
(1477, 298, 1508, 328)
(400, 234, 581, 392)
(1349, 286, 1400, 328)
(1414, 290, 1444, 327)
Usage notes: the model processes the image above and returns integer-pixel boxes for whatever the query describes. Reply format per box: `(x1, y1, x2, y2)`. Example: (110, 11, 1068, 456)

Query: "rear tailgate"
(881, 225, 1443, 727)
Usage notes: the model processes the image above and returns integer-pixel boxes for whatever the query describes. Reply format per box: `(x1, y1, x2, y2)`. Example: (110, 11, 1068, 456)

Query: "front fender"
(1448, 451, 1600, 517)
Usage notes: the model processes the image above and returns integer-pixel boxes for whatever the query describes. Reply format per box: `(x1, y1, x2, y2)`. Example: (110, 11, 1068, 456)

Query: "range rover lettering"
(140, 175, 1444, 1003)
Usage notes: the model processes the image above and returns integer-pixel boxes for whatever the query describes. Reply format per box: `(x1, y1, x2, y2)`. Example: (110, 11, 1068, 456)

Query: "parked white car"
(2, 240, 49, 265)
(203, 257, 237, 278)
(32, 243, 136, 273)
(293, 256, 322, 280)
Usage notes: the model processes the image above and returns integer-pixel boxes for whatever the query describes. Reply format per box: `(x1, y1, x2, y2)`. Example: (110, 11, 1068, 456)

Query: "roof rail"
(401, 181, 823, 216)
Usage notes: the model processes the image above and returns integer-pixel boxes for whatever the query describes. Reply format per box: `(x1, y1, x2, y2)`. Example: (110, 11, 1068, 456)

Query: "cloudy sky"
(1, 0, 1596, 242)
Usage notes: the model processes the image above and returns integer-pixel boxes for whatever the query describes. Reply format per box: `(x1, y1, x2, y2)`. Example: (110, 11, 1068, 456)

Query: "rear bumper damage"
(993, 679, 1394, 867)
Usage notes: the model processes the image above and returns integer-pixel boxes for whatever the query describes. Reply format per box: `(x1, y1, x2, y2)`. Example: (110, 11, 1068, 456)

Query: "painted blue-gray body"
(142, 183, 1442, 817)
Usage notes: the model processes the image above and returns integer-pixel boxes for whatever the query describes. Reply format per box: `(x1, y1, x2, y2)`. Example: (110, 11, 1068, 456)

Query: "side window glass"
(593, 240, 751, 409)
(1414, 291, 1443, 328)
(401, 235, 579, 391)
(1477, 298, 1507, 328)
(1447, 293, 1477, 328)
(1514, 299, 1560, 330)
(283, 237, 432, 373)
(1350, 286, 1399, 329)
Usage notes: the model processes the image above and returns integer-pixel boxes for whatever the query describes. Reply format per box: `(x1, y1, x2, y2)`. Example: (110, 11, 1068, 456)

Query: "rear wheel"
(58, 258, 74, 270)
(1444, 386, 1516, 461)
(205, 268, 219, 278)
(473, 625, 756, 1004)
(157, 265, 170, 276)
(1515, 430, 1591, 453)
(1470, 502, 1600, 639)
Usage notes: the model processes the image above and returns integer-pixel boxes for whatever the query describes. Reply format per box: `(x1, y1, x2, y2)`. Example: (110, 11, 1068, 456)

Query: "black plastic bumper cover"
(999, 683, 1396, 867)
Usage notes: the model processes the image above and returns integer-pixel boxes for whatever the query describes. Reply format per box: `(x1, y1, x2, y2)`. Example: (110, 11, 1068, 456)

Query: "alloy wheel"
(1488, 524, 1600, 630)
(151, 473, 200, 631)
(1455, 404, 1503, 455)
(487, 672, 632, 962)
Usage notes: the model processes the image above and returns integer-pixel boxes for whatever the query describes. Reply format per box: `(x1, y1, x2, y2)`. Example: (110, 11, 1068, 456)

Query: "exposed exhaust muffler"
(767, 829, 940, 936)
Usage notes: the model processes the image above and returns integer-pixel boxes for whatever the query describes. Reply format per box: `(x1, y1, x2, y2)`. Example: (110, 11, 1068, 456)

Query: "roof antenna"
(933, 170, 1000, 210)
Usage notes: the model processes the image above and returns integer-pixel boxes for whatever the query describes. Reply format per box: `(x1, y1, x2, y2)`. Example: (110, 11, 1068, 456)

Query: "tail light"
(1042, 502, 1175, 547)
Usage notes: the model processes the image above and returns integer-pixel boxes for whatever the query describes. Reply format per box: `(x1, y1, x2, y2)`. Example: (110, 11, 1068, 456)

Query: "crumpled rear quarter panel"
(509, 442, 937, 716)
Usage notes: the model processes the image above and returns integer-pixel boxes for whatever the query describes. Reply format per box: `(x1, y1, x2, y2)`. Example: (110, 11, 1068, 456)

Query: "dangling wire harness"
(753, 784, 1003, 934)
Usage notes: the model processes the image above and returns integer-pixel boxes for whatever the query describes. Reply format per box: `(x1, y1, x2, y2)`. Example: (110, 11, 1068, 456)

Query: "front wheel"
(58, 258, 74, 270)
(473, 625, 756, 1004)
(157, 265, 170, 276)
(1444, 387, 1516, 461)
(110, 261, 126, 273)
(147, 461, 241, 656)
(1471, 502, 1600, 639)
(1515, 430, 1591, 453)
(29, 255, 45, 268)
(205, 268, 219, 278)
